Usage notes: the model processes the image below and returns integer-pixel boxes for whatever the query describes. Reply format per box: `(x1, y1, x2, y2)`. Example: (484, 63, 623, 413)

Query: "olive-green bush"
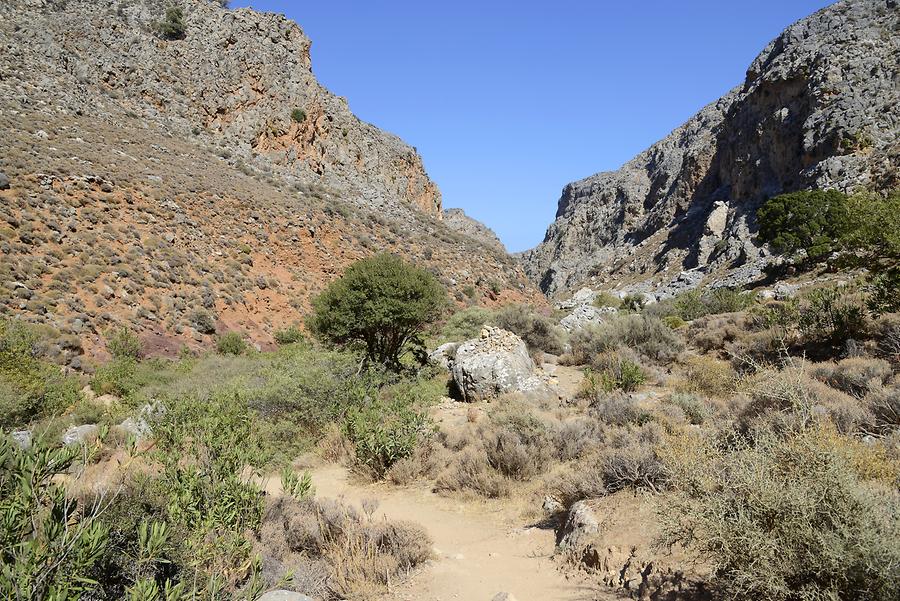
(310, 254, 447, 370)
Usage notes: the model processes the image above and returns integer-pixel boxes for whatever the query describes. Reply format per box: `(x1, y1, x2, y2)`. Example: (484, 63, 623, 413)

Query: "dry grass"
(257, 495, 432, 599)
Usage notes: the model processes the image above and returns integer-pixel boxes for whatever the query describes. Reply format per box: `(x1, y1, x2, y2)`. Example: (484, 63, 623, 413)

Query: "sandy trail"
(272, 465, 597, 601)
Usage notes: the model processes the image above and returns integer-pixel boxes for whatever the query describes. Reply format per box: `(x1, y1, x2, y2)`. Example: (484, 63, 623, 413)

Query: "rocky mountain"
(523, 0, 899, 298)
(0, 0, 541, 362)
(443, 208, 506, 252)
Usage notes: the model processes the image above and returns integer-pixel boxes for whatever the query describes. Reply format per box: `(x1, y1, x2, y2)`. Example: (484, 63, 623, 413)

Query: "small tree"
(156, 5, 186, 40)
(310, 254, 447, 370)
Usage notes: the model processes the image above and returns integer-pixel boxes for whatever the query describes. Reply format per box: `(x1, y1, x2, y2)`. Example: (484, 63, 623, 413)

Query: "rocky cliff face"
(523, 0, 900, 297)
(0, 0, 542, 362)
(443, 209, 506, 252)
(1, 0, 439, 218)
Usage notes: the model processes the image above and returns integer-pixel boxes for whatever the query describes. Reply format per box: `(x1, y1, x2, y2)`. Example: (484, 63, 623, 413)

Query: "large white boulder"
(450, 327, 546, 402)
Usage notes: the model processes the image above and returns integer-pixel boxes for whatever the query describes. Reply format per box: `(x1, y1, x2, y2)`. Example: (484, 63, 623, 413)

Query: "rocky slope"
(0, 0, 541, 363)
(443, 208, 506, 252)
(523, 0, 900, 298)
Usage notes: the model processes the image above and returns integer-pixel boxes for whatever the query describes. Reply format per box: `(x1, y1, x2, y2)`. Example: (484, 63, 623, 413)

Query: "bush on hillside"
(797, 286, 868, 345)
(216, 331, 247, 356)
(0, 319, 81, 428)
(439, 306, 494, 342)
(273, 325, 305, 345)
(343, 392, 433, 479)
(156, 5, 186, 40)
(567, 314, 682, 366)
(106, 327, 142, 360)
(310, 254, 447, 370)
(493, 304, 565, 355)
(662, 426, 900, 601)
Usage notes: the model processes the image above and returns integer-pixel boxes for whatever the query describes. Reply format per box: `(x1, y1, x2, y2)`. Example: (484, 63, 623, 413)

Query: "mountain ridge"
(523, 0, 899, 298)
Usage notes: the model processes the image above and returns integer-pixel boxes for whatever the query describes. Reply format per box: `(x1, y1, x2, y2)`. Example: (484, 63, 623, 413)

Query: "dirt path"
(277, 465, 597, 601)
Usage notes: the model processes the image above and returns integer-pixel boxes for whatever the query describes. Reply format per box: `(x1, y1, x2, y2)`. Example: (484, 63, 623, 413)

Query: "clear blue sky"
(232, 1, 834, 252)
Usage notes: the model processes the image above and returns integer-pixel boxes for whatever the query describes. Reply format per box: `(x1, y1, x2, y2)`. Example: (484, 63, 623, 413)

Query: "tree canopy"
(309, 254, 448, 370)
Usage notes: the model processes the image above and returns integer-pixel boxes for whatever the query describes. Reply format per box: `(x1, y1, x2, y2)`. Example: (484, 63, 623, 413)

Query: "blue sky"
(232, 1, 834, 252)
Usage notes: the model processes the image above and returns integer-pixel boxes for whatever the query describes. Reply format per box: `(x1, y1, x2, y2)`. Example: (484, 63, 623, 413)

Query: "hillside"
(523, 0, 899, 298)
(0, 0, 541, 362)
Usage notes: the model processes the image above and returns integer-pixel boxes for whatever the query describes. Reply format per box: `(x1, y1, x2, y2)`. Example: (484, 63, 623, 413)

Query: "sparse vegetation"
(663, 425, 900, 601)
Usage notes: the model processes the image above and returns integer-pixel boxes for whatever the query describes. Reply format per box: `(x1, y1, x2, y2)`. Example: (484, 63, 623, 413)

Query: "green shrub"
(290, 108, 307, 123)
(156, 5, 186, 40)
(106, 327, 142, 360)
(493, 304, 565, 355)
(757, 189, 850, 261)
(663, 427, 900, 601)
(216, 331, 247, 356)
(310, 254, 447, 370)
(798, 286, 867, 345)
(91, 358, 138, 397)
(148, 394, 265, 580)
(621, 293, 647, 312)
(867, 268, 900, 315)
(440, 307, 494, 342)
(343, 395, 432, 479)
(840, 191, 900, 314)
(280, 468, 314, 500)
(0, 320, 81, 428)
(273, 325, 305, 345)
(599, 356, 646, 393)
(662, 315, 686, 329)
(188, 310, 216, 335)
(593, 292, 621, 309)
(1, 433, 108, 600)
(670, 288, 755, 321)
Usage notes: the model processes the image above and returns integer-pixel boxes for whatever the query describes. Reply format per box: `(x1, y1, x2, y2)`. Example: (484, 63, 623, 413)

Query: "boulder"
(118, 402, 163, 440)
(556, 500, 600, 551)
(61, 424, 99, 446)
(451, 327, 546, 402)
(0, 172, 9, 190)
(257, 592, 313, 601)
(428, 342, 460, 370)
(556, 287, 598, 310)
(11, 430, 32, 449)
(559, 304, 615, 332)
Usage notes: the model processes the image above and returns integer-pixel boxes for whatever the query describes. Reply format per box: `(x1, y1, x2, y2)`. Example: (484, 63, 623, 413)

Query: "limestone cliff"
(523, 0, 899, 297)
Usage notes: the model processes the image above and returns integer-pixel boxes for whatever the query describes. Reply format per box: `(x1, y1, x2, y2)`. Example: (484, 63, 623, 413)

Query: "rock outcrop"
(0, 0, 438, 219)
(443, 208, 506, 252)
(523, 0, 900, 297)
(450, 327, 547, 402)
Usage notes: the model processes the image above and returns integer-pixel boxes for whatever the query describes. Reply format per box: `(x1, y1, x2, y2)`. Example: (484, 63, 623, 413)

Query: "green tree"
(156, 5, 186, 40)
(840, 191, 900, 314)
(757, 190, 850, 261)
(310, 254, 447, 370)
